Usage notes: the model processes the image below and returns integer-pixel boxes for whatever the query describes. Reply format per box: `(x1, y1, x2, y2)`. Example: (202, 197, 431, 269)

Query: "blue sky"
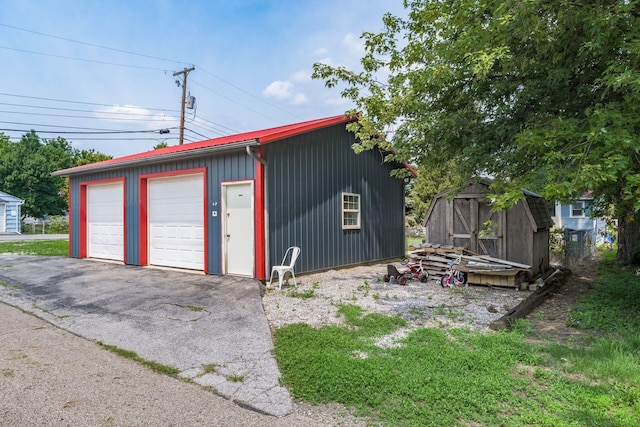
(0, 0, 405, 157)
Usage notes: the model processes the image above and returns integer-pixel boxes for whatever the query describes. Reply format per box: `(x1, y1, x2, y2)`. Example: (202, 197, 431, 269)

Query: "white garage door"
(148, 174, 204, 270)
(87, 183, 124, 261)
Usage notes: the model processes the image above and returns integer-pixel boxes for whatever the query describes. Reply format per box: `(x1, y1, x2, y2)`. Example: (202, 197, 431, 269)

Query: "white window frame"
(341, 192, 361, 230)
(570, 201, 586, 218)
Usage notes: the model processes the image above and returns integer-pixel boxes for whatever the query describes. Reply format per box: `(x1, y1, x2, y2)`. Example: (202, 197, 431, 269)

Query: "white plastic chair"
(268, 246, 301, 290)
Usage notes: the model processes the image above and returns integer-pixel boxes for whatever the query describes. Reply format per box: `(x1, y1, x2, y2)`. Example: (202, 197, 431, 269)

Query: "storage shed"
(53, 115, 415, 280)
(0, 191, 23, 233)
(422, 182, 554, 277)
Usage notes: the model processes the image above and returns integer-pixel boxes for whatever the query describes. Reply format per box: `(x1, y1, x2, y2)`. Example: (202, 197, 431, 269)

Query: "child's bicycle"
(384, 258, 429, 285)
(440, 255, 468, 288)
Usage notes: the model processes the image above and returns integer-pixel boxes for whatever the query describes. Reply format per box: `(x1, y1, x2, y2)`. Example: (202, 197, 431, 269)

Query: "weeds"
(287, 288, 316, 299)
(227, 373, 245, 383)
(97, 342, 180, 377)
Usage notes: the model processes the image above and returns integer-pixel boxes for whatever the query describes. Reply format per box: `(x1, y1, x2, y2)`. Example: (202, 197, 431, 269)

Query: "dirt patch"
(525, 258, 597, 344)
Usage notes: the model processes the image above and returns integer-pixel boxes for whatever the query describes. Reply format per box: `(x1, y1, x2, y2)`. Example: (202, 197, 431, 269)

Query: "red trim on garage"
(68, 188, 72, 257)
(254, 162, 266, 279)
(78, 177, 126, 262)
(138, 168, 208, 273)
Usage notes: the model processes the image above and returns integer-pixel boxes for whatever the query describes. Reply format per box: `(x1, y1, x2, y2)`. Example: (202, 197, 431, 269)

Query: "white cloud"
(94, 105, 177, 128)
(324, 96, 350, 106)
(291, 71, 311, 82)
(263, 80, 308, 105)
(291, 93, 308, 105)
(342, 32, 364, 54)
(313, 47, 330, 57)
(262, 80, 295, 100)
(317, 56, 334, 66)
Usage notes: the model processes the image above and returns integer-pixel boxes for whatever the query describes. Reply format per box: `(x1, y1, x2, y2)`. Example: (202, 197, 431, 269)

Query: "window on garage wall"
(342, 192, 360, 230)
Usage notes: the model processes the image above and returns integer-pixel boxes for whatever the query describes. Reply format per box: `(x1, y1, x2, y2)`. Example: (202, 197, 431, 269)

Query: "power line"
(191, 79, 282, 124)
(0, 101, 180, 117)
(197, 67, 304, 120)
(0, 23, 191, 66)
(0, 45, 170, 72)
(0, 93, 180, 113)
(184, 127, 210, 140)
(0, 109, 179, 122)
(0, 120, 176, 132)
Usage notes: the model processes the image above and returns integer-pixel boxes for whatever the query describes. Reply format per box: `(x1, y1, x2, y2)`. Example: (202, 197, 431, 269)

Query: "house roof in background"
(0, 191, 23, 202)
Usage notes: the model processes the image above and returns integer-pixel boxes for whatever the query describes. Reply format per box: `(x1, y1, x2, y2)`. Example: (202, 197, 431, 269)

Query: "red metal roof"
(53, 114, 417, 177)
(54, 115, 353, 176)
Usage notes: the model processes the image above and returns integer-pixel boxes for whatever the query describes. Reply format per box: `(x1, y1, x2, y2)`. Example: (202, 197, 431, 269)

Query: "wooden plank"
(490, 269, 571, 330)
(474, 255, 531, 269)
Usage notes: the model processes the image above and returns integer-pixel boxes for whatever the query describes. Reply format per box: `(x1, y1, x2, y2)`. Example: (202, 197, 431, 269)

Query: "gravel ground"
(263, 263, 531, 333)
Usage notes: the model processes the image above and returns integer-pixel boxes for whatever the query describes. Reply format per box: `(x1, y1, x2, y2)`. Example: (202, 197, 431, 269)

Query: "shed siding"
(424, 182, 552, 277)
(68, 151, 254, 273)
(265, 124, 405, 274)
(0, 193, 22, 233)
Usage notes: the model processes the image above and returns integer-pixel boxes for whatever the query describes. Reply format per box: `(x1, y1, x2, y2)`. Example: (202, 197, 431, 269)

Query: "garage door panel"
(87, 183, 124, 261)
(148, 174, 204, 271)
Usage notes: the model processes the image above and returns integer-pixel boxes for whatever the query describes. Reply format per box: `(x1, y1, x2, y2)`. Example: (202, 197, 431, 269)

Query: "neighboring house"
(422, 182, 555, 277)
(53, 115, 415, 280)
(549, 193, 608, 244)
(0, 191, 23, 233)
(549, 192, 608, 262)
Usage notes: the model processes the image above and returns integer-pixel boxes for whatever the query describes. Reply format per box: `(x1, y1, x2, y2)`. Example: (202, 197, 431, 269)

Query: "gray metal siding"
(68, 151, 254, 274)
(265, 124, 405, 274)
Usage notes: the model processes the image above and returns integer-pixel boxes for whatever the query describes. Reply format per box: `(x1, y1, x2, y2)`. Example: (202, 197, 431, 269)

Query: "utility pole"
(173, 67, 195, 145)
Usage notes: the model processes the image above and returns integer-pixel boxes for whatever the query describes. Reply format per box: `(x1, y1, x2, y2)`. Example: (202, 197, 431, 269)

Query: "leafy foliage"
(313, 0, 640, 263)
(0, 132, 111, 218)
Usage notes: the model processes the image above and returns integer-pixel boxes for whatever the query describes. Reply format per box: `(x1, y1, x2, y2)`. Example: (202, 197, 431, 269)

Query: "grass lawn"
(273, 250, 640, 426)
(0, 240, 68, 256)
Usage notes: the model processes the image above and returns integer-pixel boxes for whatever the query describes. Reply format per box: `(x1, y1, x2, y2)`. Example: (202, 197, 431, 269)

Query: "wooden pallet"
(409, 243, 531, 287)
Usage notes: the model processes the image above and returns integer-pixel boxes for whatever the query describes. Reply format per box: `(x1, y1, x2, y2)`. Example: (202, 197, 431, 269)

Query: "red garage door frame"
(78, 177, 127, 261)
(138, 168, 209, 273)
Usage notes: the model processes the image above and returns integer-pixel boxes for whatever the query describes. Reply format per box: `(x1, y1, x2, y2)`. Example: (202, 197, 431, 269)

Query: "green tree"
(0, 132, 112, 218)
(313, 0, 640, 264)
(73, 148, 112, 166)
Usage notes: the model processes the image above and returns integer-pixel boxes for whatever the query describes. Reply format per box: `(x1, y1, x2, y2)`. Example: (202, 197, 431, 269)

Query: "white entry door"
(148, 174, 204, 270)
(87, 183, 124, 261)
(223, 181, 254, 276)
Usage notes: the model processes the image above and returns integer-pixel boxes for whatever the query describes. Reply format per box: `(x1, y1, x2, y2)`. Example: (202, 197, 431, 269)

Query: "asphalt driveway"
(0, 255, 291, 416)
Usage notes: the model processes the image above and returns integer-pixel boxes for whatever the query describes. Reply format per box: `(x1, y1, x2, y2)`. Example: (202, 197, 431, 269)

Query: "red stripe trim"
(254, 162, 265, 279)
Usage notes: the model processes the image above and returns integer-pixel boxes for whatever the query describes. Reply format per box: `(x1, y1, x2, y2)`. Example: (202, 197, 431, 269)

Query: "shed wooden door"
(450, 197, 504, 258)
(148, 174, 205, 271)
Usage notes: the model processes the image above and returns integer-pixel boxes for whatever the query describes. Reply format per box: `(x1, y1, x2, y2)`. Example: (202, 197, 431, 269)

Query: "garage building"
(54, 115, 414, 279)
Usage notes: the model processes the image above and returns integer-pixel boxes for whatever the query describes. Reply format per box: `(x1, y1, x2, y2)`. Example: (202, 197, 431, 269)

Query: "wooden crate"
(467, 271, 524, 288)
